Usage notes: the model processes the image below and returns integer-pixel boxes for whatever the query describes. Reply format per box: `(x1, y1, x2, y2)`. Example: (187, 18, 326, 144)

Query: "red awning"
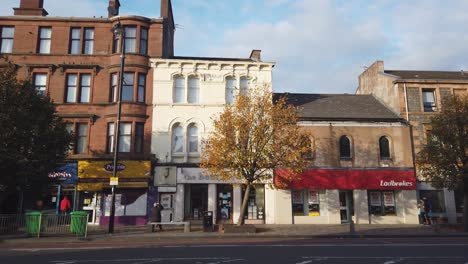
(275, 168, 416, 190)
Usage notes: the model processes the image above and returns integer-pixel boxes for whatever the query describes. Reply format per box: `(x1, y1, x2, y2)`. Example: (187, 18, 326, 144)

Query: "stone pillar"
(232, 184, 242, 224)
(174, 184, 185, 222)
(402, 190, 419, 224)
(208, 184, 217, 224)
(353, 190, 369, 224)
(444, 188, 457, 224)
(327, 190, 341, 224)
(265, 185, 276, 224)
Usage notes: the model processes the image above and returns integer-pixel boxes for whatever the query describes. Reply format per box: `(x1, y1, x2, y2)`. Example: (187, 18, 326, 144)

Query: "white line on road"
(302, 256, 466, 259)
(295, 261, 313, 264)
(49, 257, 242, 263)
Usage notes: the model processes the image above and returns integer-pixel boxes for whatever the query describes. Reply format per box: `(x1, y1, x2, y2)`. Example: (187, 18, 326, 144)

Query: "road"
(1, 237, 468, 264)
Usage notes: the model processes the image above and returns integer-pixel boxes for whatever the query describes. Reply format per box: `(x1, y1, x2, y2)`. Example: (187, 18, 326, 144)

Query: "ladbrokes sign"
(275, 168, 416, 190)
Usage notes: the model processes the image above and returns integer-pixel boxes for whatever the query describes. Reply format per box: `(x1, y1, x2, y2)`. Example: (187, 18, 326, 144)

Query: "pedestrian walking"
(150, 202, 164, 231)
(423, 197, 433, 225)
(60, 196, 71, 214)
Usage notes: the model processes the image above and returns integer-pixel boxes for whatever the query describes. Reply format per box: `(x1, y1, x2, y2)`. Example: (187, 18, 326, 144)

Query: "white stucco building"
(150, 51, 274, 224)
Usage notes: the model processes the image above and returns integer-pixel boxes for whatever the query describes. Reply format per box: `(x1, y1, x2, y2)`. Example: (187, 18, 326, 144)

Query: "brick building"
(357, 61, 468, 223)
(0, 0, 175, 225)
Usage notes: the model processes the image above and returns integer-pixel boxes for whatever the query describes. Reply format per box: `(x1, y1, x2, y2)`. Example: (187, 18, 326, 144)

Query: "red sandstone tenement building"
(0, 0, 175, 225)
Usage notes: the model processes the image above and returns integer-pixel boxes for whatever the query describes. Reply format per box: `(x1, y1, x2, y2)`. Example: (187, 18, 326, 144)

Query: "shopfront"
(274, 168, 419, 224)
(48, 162, 78, 214)
(77, 160, 151, 226)
(173, 168, 255, 224)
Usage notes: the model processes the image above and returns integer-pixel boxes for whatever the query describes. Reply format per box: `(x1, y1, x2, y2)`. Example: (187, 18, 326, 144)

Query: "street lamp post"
(109, 21, 125, 234)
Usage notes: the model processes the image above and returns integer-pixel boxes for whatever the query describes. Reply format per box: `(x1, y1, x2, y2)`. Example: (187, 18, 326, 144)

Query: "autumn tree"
(417, 94, 468, 231)
(0, 63, 72, 212)
(200, 89, 311, 225)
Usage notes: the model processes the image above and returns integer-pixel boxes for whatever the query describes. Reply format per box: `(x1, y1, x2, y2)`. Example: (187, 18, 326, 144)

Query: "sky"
(1, 0, 468, 94)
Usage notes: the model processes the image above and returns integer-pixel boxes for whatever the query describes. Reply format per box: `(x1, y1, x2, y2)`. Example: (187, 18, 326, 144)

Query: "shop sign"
(110, 177, 119, 186)
(177, 168, 243, 184)
(48, 163, 78, 184)
(104, 163, 126, 173)
(275, 168, 416, 190)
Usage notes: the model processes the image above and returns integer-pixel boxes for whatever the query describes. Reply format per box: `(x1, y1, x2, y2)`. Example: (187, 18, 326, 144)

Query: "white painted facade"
(150, 55, 274, 224)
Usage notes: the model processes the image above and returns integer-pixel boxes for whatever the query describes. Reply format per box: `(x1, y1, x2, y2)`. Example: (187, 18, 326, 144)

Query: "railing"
(0, 213, 88, 238)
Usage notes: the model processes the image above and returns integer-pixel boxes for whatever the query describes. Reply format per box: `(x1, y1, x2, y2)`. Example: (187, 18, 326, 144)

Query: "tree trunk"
(237, 183, 251, 226)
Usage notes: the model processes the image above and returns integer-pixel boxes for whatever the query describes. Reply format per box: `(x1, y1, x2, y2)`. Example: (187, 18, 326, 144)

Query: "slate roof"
(274, 93, 402, 122)
(384, 70, 468, 80)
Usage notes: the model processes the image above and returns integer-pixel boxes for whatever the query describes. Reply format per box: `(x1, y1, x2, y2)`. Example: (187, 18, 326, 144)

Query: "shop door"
(339, 191, 353, 223)
(159, 193, 174, 222)
(188, 184, 208, 220)
(217, 184, 233, 223)
(81, 192, 100, 224)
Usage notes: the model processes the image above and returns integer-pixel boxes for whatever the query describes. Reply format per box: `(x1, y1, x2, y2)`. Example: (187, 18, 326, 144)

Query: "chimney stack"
(14, 0, 48, 16)
(108, 0, 120, 18)
(250, 50, 262, 62)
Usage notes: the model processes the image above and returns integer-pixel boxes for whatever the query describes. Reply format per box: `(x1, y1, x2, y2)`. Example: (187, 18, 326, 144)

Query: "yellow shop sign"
(78, 160, 150, 179)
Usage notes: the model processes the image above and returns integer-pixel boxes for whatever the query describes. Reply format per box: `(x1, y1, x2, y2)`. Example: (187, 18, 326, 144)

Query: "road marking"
(302, 256, 466, 259)
(49, 257, 243, 263)
(295, 261, 313, 264)
(383, 259, 403, 264)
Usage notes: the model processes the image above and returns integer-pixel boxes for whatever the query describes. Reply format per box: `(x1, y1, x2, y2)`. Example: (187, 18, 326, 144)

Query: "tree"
(0, 63, 72, 212)
(417, 94, 468, 231)
(200, 90, 311, 225)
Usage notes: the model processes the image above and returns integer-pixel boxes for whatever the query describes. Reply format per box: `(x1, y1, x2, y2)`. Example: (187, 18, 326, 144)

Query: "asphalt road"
(1, 237, 468, 264)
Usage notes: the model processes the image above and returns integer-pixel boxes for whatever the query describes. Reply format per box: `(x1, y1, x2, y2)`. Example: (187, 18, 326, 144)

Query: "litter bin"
(203, 211, 213, 232)
(25, 211, 43, 236)
(70, 211, 88, 236)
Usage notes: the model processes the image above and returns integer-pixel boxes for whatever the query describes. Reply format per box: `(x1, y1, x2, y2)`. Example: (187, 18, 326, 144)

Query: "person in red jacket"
(60, 196, 71, 214)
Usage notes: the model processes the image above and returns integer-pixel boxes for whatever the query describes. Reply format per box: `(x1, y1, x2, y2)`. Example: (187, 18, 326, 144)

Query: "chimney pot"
(14, 0, 48, 16)
(108, 0, 121, 18)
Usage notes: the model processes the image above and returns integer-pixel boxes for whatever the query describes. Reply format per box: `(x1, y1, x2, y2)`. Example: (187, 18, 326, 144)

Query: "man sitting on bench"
(150, 202, 164, 231)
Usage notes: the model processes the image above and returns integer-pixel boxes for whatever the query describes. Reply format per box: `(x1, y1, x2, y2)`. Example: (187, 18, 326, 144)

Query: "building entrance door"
(81, 192, 101, 224)
(186, 184, 208, 220)
(339, 191, 353, 223)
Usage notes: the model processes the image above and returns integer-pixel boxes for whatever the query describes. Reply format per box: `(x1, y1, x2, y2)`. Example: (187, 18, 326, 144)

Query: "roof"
(384, 70, 468, 80)
(171, 56, 257, 62)
(274, 93, 402, 122)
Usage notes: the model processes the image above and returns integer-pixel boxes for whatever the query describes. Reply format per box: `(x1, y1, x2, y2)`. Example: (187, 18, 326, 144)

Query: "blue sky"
(2, 0, 468, 94)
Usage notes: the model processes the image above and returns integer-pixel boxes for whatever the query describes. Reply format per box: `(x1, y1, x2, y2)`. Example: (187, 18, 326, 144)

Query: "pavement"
(1, 223, 467, 247)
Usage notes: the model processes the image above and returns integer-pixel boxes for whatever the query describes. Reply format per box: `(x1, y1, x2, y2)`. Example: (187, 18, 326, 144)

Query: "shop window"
(339, 135, 351, 159)
(368, 191, 396, 216)
(379, 136, 390, 160)
(454, 188, 464, 214)
(292, 189, 322, 216)
(242, 185, 265, 220)
(422, 89, 437, 112)
(419, 190, 446, 213)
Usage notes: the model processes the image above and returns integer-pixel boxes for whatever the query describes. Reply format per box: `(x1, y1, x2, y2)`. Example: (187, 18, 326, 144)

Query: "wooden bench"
(148, 221, 191, 233)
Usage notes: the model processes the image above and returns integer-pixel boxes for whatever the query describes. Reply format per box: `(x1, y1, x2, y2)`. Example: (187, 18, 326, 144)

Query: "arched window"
(240, 77, 249, 96)
(172, 124, 184, 153)
(339, 136, 351, 159)
(173, 76, 185, 103)
(379, 136, 390, 159)
(188, 124, 199, 153)
(225, 77, 236, 104)
(188, 76, 199, 104)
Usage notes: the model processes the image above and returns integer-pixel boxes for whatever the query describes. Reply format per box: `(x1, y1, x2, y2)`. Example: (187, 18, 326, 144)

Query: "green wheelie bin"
(70, 211, 88, 236)
(25, 211, 43, 236)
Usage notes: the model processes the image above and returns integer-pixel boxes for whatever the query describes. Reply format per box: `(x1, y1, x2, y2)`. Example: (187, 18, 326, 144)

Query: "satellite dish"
(108, 6, 118, 16)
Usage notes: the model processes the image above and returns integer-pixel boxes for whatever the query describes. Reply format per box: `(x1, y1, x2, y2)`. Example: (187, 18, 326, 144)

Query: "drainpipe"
(403, 83, 409, 121)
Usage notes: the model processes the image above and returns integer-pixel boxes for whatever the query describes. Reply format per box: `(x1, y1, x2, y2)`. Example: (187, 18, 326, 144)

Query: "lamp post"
(109, 21, 125, 234)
